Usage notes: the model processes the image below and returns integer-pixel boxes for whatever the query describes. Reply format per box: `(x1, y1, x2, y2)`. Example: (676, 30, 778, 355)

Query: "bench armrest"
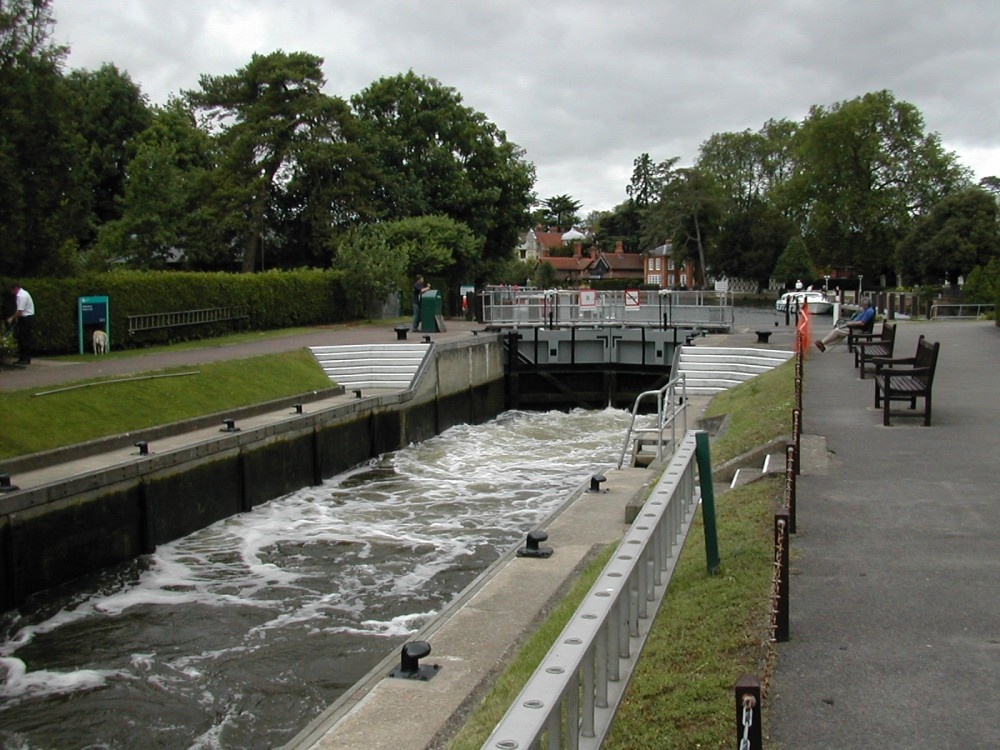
(850, 331, 879, 341)
(879, 366, 931, 377)
(871, 356, 915, 366)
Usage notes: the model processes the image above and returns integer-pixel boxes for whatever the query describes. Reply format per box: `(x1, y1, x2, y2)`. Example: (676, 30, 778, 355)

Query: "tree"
(65, 64, 152, 246)
(186, 50, 368, 272)
(697, 119, 798, 211)
(642, 167, 725, 286)
(772, 235, 816, 288)
(0, 0, 87, 276)
(379, 214, 482, 288)
(351, 71, 534, 276)
(895, 187, 999, 285)
(539, 194, 582, 229)
(710, 200, 795, 289)
(592, 201, 642, 253)
(783, 90, 970, 281)
(626, 154, 677, 207)
(92, 100, 216, 269)
(336, 223, 409, 319)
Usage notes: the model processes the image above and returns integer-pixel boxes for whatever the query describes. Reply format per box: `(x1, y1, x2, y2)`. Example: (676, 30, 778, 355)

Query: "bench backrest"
(880, 322, 896, 342)
(914, 336, 940, 381)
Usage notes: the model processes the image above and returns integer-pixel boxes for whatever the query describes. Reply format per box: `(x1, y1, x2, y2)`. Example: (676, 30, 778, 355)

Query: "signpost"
(78, 296, 109, 354)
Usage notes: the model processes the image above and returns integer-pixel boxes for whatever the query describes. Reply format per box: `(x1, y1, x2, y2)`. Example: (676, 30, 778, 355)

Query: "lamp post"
(824, 275, 830, 293)
(858, 275, 863, 301)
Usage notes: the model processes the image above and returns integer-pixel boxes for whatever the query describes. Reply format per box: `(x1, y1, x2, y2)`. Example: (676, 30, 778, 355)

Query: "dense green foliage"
(592, 91, 998, 292)
(0, 269, 349, 353)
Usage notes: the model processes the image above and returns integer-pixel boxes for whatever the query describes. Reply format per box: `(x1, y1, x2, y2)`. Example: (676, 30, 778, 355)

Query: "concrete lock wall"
(0, 337, 506, 611)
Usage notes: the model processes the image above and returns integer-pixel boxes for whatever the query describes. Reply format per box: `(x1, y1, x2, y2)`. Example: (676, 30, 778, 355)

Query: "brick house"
(644, 243, 695, 289)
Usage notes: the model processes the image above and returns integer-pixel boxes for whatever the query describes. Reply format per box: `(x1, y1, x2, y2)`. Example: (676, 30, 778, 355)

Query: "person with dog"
(814, 297, 875, 352)
(6, 283, 35, 365)
(412, 274, 431, 332)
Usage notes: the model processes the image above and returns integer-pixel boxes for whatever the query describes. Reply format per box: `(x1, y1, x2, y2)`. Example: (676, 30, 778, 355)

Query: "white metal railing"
(482, 432, 702, 750)
(616, 374, 688, 469)
(480, 288, 734, 331)
(929, 302, 995, 319)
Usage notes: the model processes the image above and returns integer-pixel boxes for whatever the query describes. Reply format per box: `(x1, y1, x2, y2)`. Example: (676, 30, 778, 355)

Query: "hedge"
(1, 269, 351, 355)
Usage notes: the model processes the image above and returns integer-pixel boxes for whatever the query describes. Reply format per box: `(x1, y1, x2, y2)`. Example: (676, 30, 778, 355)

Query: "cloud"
(54, 0, 1000, 212)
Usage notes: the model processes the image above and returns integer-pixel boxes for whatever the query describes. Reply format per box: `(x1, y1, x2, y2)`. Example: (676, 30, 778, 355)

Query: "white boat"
(775, 291, 833, 314)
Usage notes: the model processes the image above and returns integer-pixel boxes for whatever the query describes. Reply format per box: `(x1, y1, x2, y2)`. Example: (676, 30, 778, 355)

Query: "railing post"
(792, 407, 801, 477)
(785, 443, 796, 534)
(695, 431, 721, 574)
(735, 674, 762, 750)
(774, 510, 790, 642)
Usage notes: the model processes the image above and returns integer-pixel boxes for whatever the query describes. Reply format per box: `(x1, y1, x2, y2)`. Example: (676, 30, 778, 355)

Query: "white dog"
(92, 329, 109, 355)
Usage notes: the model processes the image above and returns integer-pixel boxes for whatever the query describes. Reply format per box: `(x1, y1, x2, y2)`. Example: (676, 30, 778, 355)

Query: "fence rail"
(127, 306, 250, 334)
(480, 288, 734, 331)
(929, 302, 995, 319)
(482, 432, 703, 750)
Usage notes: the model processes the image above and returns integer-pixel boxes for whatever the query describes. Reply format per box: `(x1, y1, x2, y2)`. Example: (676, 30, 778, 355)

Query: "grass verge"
(0, 349, 334, 459)
(445, 360, 796, 749)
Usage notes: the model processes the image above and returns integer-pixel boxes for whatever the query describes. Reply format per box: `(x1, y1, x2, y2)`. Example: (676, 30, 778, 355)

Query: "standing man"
(7, 283, 35, 365)
(412, 275, 430, 332)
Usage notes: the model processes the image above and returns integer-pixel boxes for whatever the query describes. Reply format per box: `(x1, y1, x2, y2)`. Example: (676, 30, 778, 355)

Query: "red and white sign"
(624, 289, 640, 307)
(579, 289, 597, 307)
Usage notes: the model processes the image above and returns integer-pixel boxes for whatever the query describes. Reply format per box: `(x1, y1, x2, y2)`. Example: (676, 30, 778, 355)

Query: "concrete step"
(310, 343, 431, 390)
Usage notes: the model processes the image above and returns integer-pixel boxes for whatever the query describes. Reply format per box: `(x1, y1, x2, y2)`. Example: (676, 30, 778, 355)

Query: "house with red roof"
(643, 242, 696, 289)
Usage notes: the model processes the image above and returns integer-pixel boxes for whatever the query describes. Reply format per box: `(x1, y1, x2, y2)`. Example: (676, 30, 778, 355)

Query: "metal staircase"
(310, 343, 430, 390)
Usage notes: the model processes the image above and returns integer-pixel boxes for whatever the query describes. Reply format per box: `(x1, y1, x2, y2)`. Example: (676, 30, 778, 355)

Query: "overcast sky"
(53, 0, 1000, 215)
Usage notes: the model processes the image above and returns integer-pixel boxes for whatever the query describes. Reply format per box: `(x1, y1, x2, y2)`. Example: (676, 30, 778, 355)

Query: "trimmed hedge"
(1, 269, 351, 355)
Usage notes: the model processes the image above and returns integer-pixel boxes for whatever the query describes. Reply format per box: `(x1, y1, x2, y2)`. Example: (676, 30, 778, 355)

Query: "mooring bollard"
(517, 529, 553, 558)
(388, 640, 439, 680)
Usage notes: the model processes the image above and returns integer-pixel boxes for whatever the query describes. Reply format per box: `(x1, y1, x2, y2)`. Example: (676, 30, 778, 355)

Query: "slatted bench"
(855, 322, 896, 379)
(847, 315, 877, 352)
(872, 336, 940, 426)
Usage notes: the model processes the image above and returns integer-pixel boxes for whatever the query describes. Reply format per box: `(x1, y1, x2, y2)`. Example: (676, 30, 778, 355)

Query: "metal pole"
(695, 431, 721, 574)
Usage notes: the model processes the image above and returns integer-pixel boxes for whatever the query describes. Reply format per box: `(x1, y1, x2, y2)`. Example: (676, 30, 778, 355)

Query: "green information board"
(78, 295, 110, 354)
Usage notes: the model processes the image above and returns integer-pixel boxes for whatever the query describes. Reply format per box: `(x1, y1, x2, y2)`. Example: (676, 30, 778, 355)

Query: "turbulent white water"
(0, 407, 638, 750)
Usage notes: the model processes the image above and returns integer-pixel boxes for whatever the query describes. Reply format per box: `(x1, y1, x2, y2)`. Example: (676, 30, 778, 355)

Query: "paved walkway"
(770, 319, 1000, 748)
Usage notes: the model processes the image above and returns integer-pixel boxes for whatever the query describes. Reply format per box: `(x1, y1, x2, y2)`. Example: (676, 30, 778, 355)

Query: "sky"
(53, 0, 1000, 216)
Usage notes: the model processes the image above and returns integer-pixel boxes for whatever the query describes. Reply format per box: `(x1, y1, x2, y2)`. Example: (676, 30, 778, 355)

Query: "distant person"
(814, 298, 875, 352)
(412, 275, 431, 332)
(6, 282, 35, 365)
(794, 279, 804, 291)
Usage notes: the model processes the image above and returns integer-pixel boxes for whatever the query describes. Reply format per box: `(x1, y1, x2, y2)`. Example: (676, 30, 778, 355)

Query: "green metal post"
(695, 430, 721, 574)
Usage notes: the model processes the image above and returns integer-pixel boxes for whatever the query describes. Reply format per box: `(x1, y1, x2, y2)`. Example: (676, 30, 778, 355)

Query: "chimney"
(614, 241, 624, 255)
(589, 246, 598, 260)
(573, 241, 582, 257)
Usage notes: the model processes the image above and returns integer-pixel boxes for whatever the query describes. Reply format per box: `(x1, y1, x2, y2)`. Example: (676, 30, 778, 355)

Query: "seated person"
(815, 298, 875, 352)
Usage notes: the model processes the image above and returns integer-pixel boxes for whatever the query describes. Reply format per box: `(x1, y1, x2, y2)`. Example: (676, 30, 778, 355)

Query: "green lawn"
(0, 349, 334, 459)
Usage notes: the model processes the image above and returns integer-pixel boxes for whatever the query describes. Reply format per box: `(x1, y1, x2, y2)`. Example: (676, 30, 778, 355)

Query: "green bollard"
(695, 430, 721, 574)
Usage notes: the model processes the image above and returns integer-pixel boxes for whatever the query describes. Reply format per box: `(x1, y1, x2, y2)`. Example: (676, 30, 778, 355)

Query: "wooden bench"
(854, 322, 896, 379)
(127, 306, 251, 338)
(847, 315, 877, 352)
(873, 336, 940, 426)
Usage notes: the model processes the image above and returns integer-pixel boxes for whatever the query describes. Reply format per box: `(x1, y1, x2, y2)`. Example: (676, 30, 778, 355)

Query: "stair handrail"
(616, 371, 687, 469)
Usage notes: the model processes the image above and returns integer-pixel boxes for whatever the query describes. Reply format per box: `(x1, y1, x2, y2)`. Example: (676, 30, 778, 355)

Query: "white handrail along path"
(482, 432, 703, 750)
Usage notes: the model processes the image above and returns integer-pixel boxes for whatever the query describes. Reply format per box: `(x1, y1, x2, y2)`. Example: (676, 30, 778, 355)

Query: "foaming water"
(0, 408, 636, 750)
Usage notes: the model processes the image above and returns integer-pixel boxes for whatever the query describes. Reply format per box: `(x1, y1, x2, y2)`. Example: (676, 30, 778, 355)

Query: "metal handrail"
(929, 302, 995, 319)
(482, 432, 702, 750)
(616, 372, 687, 469)
(479, 288, 734, 331)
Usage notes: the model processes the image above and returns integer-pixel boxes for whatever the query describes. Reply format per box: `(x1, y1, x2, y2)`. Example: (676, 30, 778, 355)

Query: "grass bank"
(0, 349, 334, 459)
(447, 360, 795, 749)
